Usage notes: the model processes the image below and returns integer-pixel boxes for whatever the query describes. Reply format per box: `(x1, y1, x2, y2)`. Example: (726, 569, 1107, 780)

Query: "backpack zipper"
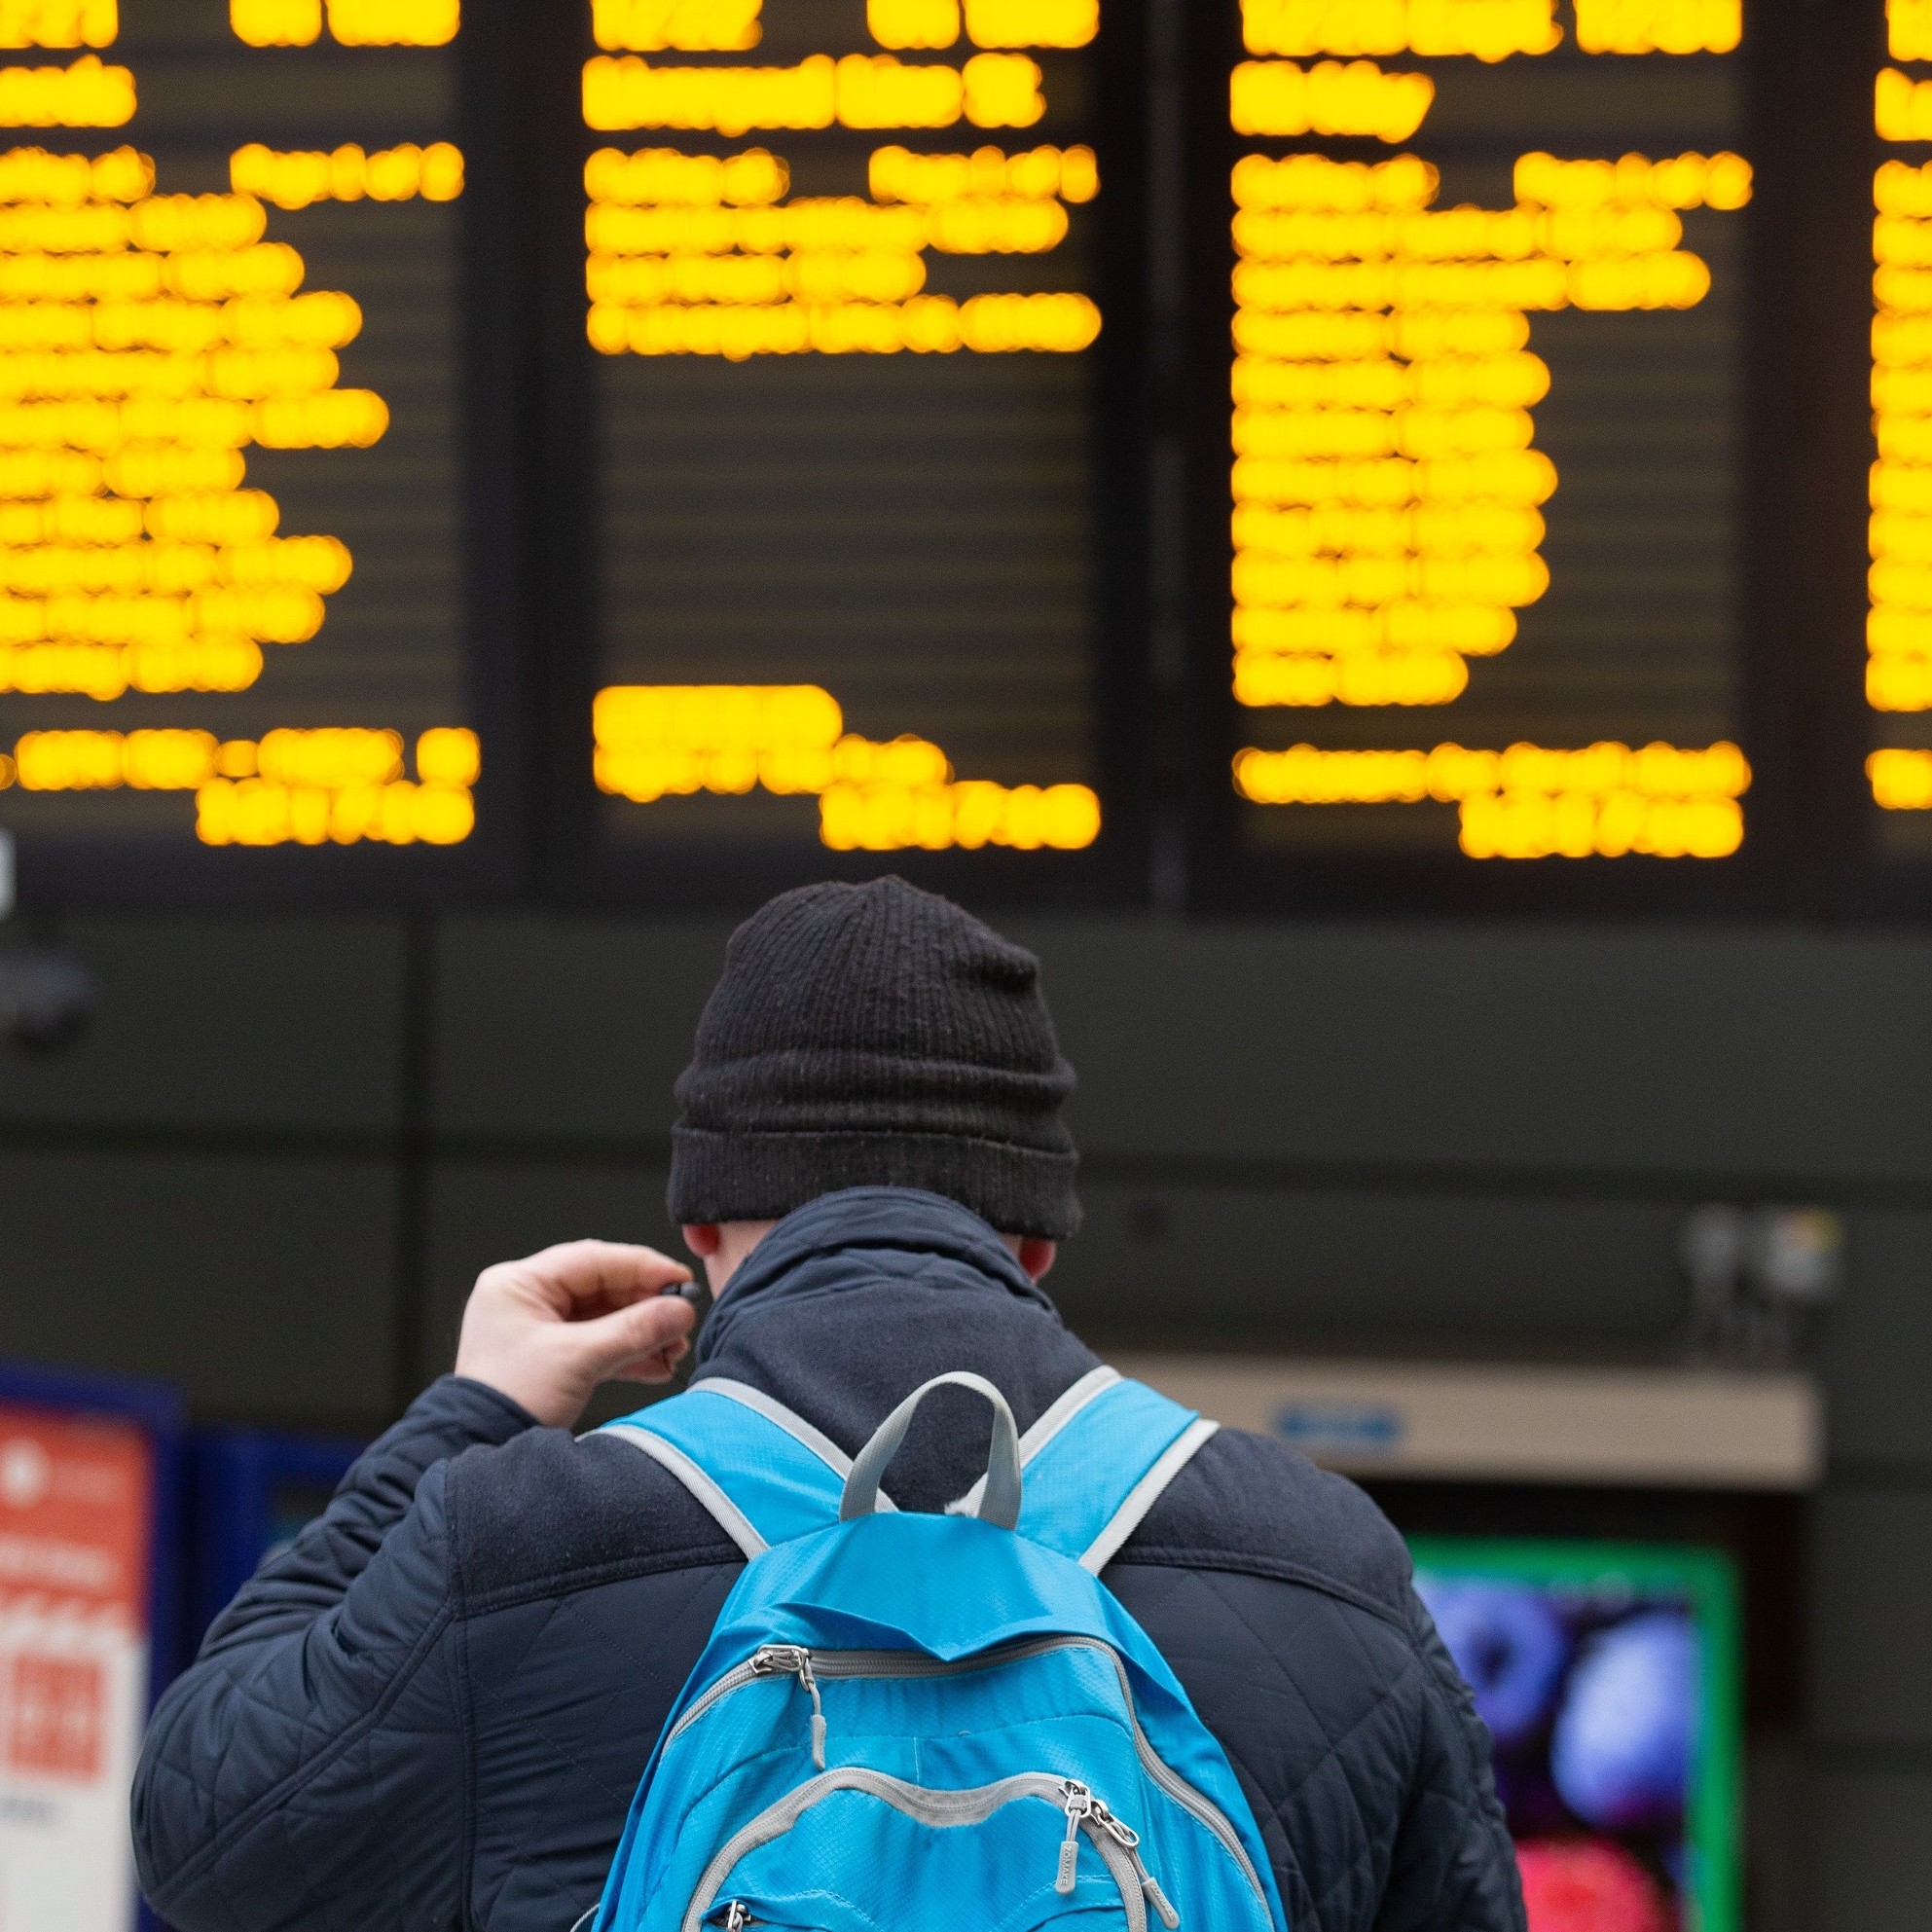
(1055, 1778, 1093, 1892)
(1091, 1796, 1183, 1929)
(665, 1634, 1265, 1911)
(680, 1768, 1157, 1932)
(1059, 1781, 1183, 1929)
(749, 1646, 826, 1768)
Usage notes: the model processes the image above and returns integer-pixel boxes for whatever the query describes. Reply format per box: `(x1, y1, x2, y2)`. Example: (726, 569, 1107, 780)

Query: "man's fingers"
(558, 1293, 696, 1383)
(519, 1239, 693, 1313)
(602, 1338, 692, 1387)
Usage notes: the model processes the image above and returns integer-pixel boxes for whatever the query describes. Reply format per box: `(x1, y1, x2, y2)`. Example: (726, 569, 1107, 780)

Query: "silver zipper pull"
(749, 1645, 808, 1674)
(750, 1646, 826, 1768)
(723, 1905, 749, 1931)
(1056, 1781, 1094, 1894)
(1089, 1800, 1181, 1928)
(797, 1652, 827, 1768)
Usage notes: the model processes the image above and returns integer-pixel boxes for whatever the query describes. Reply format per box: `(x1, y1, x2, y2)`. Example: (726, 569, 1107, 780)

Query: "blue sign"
(189, 1429, 364, 1656)
(1274, 1400, 1406, 1458)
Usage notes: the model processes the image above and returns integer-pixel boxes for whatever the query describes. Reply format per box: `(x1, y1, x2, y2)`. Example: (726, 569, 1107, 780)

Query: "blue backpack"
(586, 1367, 1289, 1932)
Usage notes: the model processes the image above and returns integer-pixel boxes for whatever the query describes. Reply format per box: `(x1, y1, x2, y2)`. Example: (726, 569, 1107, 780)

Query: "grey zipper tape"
(680, 1768, 1148, 1932)
(662, 1634, 1265, 1907)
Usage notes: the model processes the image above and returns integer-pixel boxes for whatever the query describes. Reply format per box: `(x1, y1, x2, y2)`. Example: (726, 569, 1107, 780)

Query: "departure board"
(1187, 0, 1764, 901)
(10, 0, 1932, 917)
(570, 0, 1131, 894)
(0, 0, 489, 897)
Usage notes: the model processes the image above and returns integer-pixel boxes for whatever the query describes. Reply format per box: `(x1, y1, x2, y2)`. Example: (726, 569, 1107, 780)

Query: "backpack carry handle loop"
(840, 1372, 1023, 1530)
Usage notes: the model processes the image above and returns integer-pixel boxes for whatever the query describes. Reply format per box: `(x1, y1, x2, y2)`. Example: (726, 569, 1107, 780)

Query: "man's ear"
(1015, 1236, 1057, 1282)
(681, 1223, 721, 1258)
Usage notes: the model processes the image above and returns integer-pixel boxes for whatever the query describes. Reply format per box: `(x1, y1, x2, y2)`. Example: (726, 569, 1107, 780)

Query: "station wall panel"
(1803, 1767, 1932, 1932)
(0, 915, 406, 1131)
(1816, 1211, 1932, 1468)
(436, 914, 1932, 1193)
(1808, 1490, 1932, 1748)
(423, 1158, 676, 1410)
(0, 1147, 395, 1423)
(1054, 1181, 1686, 1357)
(1008, 919, 1932, 1182)
(432, 916, 728, 1141)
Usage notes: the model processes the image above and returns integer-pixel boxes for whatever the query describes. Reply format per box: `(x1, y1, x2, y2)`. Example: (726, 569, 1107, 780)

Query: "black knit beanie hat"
(667, 877, 1080, 1239)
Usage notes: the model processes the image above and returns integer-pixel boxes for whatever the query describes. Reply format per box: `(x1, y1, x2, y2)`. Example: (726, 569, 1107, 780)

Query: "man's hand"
(454, 1240, 698, 1430)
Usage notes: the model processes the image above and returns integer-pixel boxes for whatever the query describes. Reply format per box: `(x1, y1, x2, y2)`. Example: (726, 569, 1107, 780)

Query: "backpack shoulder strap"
(598, 1378, 893, 1558)
(950, 1367, 1219, 1574)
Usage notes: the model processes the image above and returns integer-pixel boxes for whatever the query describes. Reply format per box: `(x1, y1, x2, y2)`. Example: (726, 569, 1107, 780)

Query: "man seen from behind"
(133, 876, 1524, 1932)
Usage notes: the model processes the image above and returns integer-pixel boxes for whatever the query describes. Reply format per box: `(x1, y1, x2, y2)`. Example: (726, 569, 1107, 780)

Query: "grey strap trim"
(946, 1363, 1122, 1517)
(695, 1377, 896, 1511)
(1019, 1363, 1123, 1457)
(1077, 1417, 1220, 1575)
(601, 1423, 768, 1559)
(842, 1372, 1023, 1530)
(567, 1910, 596, 1932)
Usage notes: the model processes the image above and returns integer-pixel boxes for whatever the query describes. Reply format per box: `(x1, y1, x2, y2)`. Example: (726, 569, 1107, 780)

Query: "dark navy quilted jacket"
(133, 1188, 1524, 1932)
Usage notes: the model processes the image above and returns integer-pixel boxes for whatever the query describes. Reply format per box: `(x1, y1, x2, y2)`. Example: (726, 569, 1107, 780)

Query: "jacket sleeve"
(1371, 1589, 1527, 1932)
(131, 1376, 535, 1932)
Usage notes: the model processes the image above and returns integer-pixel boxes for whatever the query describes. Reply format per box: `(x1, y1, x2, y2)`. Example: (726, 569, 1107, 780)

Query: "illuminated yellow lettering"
(0, 127, 458, 839)
(868, 0, 957, 51)
(1241, 0, 1560, 63)
(591, 683, 1098, 851)
(964, 0, 1097, 50)
(324, 0, 457, 46)
(0, 1, 116, 50)
(594, 0, 760, 51)
(1878, 67, 1932, 143)
(1233, 741, 1747, 857)
(962, 52, 1042, 128)
(835, 54, 963, 129)
(583, 55, 838, 133)
(1230, 59, 1434, 141)
(1894, 0, 1932, 61)
(1870, 745, 1932, 807)
(1573, 0, 1740, 55)
(1227, 136, 1744, 863)
(231, 143, 464, 210)
(231, 0, 318, 44)
(0, 55, 131, 126)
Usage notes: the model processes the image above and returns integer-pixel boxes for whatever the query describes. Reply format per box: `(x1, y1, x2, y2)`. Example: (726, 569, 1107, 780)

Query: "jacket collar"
(693, 1185, 1054, 1366)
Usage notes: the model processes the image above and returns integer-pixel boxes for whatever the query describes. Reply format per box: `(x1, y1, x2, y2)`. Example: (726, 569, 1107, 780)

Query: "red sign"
(9, 1653, 107, 1780)
(0, 1411, 152, 1622)
(0, 1402, 157, 1931)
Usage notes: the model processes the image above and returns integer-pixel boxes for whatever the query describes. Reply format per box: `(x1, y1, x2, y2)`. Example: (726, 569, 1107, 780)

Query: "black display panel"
(1181, 0, 1789, 910)
(2, 0, 1926, 918)
(0, 0, 508, 901)
(550, 0, 1146, 902)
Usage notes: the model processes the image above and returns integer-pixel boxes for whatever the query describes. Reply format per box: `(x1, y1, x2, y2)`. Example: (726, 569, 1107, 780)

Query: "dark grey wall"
(0, 908, 1925, 1929)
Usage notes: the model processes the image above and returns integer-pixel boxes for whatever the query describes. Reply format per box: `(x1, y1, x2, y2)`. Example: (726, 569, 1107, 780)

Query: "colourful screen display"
(1411, 1537, 1741, 1932)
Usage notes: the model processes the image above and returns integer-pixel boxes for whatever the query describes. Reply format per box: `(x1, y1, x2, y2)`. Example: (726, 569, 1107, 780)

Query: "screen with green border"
(1408, 1538, 1740, 1932)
